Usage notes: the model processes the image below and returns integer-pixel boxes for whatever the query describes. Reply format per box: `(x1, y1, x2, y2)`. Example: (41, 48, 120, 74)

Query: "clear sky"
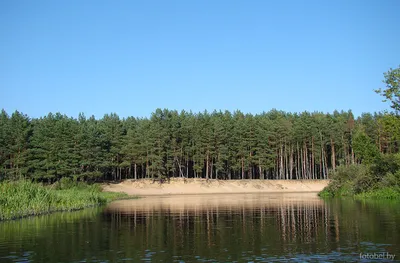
(1, 0, 399, 119)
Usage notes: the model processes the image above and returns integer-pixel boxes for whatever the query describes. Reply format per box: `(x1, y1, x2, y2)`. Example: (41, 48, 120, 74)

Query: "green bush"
(318, 188, 334, 198)
(352, 169, 376, 194)
(378, 171, 400, 188)
(319, 164, 370, 197)
(319, 154, 400, 199)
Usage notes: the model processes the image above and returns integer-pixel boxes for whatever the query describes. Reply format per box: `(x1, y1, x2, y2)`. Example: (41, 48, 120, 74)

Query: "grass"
(355, 187, 400, 199)
(0, 180, 134, 221)
(319, 183, 400, 200)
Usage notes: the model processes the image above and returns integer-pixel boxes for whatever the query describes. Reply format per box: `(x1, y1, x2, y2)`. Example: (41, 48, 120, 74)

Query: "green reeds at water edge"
(0, 180, 130, 221)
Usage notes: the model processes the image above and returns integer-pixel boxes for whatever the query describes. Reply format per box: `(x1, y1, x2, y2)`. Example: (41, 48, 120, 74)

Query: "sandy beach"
(102, 178, 329, 196)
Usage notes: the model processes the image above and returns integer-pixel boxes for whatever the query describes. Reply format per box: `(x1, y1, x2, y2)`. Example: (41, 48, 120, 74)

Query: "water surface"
(0, 193, 399, 262)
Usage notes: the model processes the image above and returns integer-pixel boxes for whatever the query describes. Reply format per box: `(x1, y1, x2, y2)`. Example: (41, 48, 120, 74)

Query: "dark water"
(0, 193, 399, 263)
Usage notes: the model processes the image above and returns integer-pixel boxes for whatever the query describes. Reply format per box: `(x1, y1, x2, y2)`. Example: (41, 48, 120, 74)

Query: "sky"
(1, 0, 399, 119)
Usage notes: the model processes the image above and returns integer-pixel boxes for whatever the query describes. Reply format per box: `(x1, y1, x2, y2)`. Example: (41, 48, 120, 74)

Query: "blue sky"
(1, 0, 399, 119)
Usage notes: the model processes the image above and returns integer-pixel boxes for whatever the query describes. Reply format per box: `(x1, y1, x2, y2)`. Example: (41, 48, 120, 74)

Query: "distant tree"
(77, 114, 104, 181)
(0, 110, 31, 180)
(0, 110, 9, 180)
(352, 128, 380, 165)
(375, 66, 400, 112)
(98, 113, 125, 181)
(377, 113, 400, 153)
(148, 109, 169, 180)
(28, 113, 79, 182)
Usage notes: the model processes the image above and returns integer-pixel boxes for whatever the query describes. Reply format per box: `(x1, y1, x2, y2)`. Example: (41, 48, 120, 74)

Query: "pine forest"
(1, 108, 399, 182)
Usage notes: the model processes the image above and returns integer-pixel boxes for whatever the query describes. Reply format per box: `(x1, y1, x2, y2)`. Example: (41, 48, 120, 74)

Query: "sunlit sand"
(103, 178, 329, 196)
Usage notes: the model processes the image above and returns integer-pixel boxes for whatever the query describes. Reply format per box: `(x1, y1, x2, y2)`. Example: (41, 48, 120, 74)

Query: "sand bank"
(102, 178, 329, 196)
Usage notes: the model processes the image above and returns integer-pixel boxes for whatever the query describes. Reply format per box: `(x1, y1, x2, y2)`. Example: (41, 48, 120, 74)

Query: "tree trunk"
(322, 158, 324, 179)
(324, 151, 328, 179)
(311, 137, 315, 180)
(280, 144, 284, 180)
(296, 142, 300, 179)
(331, 138, 336, 170)
(241, 157, 244, 180)
(289, 145, 293, 180)
(206, 153, 209, 180)
(185, 158, 188, 178)
(134, 163, 137, 180)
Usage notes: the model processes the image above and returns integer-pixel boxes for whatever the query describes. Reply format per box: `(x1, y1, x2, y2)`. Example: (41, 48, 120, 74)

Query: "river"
(0, 193, 399, 262)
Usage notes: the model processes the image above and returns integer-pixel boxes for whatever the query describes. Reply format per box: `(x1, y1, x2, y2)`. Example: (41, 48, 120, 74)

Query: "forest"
(1, 108, 399, 183)
(1, 67, 399, 184)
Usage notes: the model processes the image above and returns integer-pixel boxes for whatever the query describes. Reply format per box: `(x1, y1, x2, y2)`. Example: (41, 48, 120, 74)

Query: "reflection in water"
(0, 193, 399, 262)
(105, 194, 331, 252)
(102, 194, 334, 261)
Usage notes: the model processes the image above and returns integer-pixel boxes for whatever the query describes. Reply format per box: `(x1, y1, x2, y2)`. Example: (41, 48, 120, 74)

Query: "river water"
(0, 193, 399, 262)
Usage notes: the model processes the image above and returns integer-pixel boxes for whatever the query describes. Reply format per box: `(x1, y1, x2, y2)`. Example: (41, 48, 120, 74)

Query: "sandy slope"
(102, 178, 329, 196)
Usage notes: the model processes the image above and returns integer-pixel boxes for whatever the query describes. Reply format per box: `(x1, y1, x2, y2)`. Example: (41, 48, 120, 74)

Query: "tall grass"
(355, 187, 400, 199)
(0, 180, 130, 221)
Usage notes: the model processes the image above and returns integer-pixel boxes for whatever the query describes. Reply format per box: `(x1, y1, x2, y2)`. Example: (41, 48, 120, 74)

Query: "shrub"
(319, 154, 400, 199)
(378, 171, 400, 188)
(320, 164, 370, 197)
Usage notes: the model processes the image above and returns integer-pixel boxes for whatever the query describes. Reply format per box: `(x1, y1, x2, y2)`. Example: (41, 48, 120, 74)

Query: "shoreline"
(105, 191, 324, 197)
(102, 178, 330, 196)
(0, 180, 132, 222)
(0, 196, 137, 222)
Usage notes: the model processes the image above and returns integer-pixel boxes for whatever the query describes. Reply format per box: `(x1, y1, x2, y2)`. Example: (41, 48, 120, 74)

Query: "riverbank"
(0, 180, 130, 221)
(318, 163, 400, 199)
(102, 178, 329, 196)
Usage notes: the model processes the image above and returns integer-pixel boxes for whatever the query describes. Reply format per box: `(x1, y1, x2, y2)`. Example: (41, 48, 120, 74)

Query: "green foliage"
(378, 170, 400, 188)
(55, 177, 77, 190)
(0, 180, 129, 221)
(318, 188, 334, 198)
(320, 153, 400, 199)
(352, 169, 376, 194)
(319, 165, 371, 197)
(375, 66, 400, 112)
(370, 153, 400, 180)
(355, 187, 400, 199)
(352, 129, 380, 165)
(0, 110, 31, 181)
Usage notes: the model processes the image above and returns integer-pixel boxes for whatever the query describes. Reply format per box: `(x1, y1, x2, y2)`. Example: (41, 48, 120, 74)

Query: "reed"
(355, 187, 400, 199)
(0, 180, 131, 221)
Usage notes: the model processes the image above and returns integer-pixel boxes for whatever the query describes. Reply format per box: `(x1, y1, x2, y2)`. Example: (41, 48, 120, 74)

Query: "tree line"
(1, 108, 399, 182)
